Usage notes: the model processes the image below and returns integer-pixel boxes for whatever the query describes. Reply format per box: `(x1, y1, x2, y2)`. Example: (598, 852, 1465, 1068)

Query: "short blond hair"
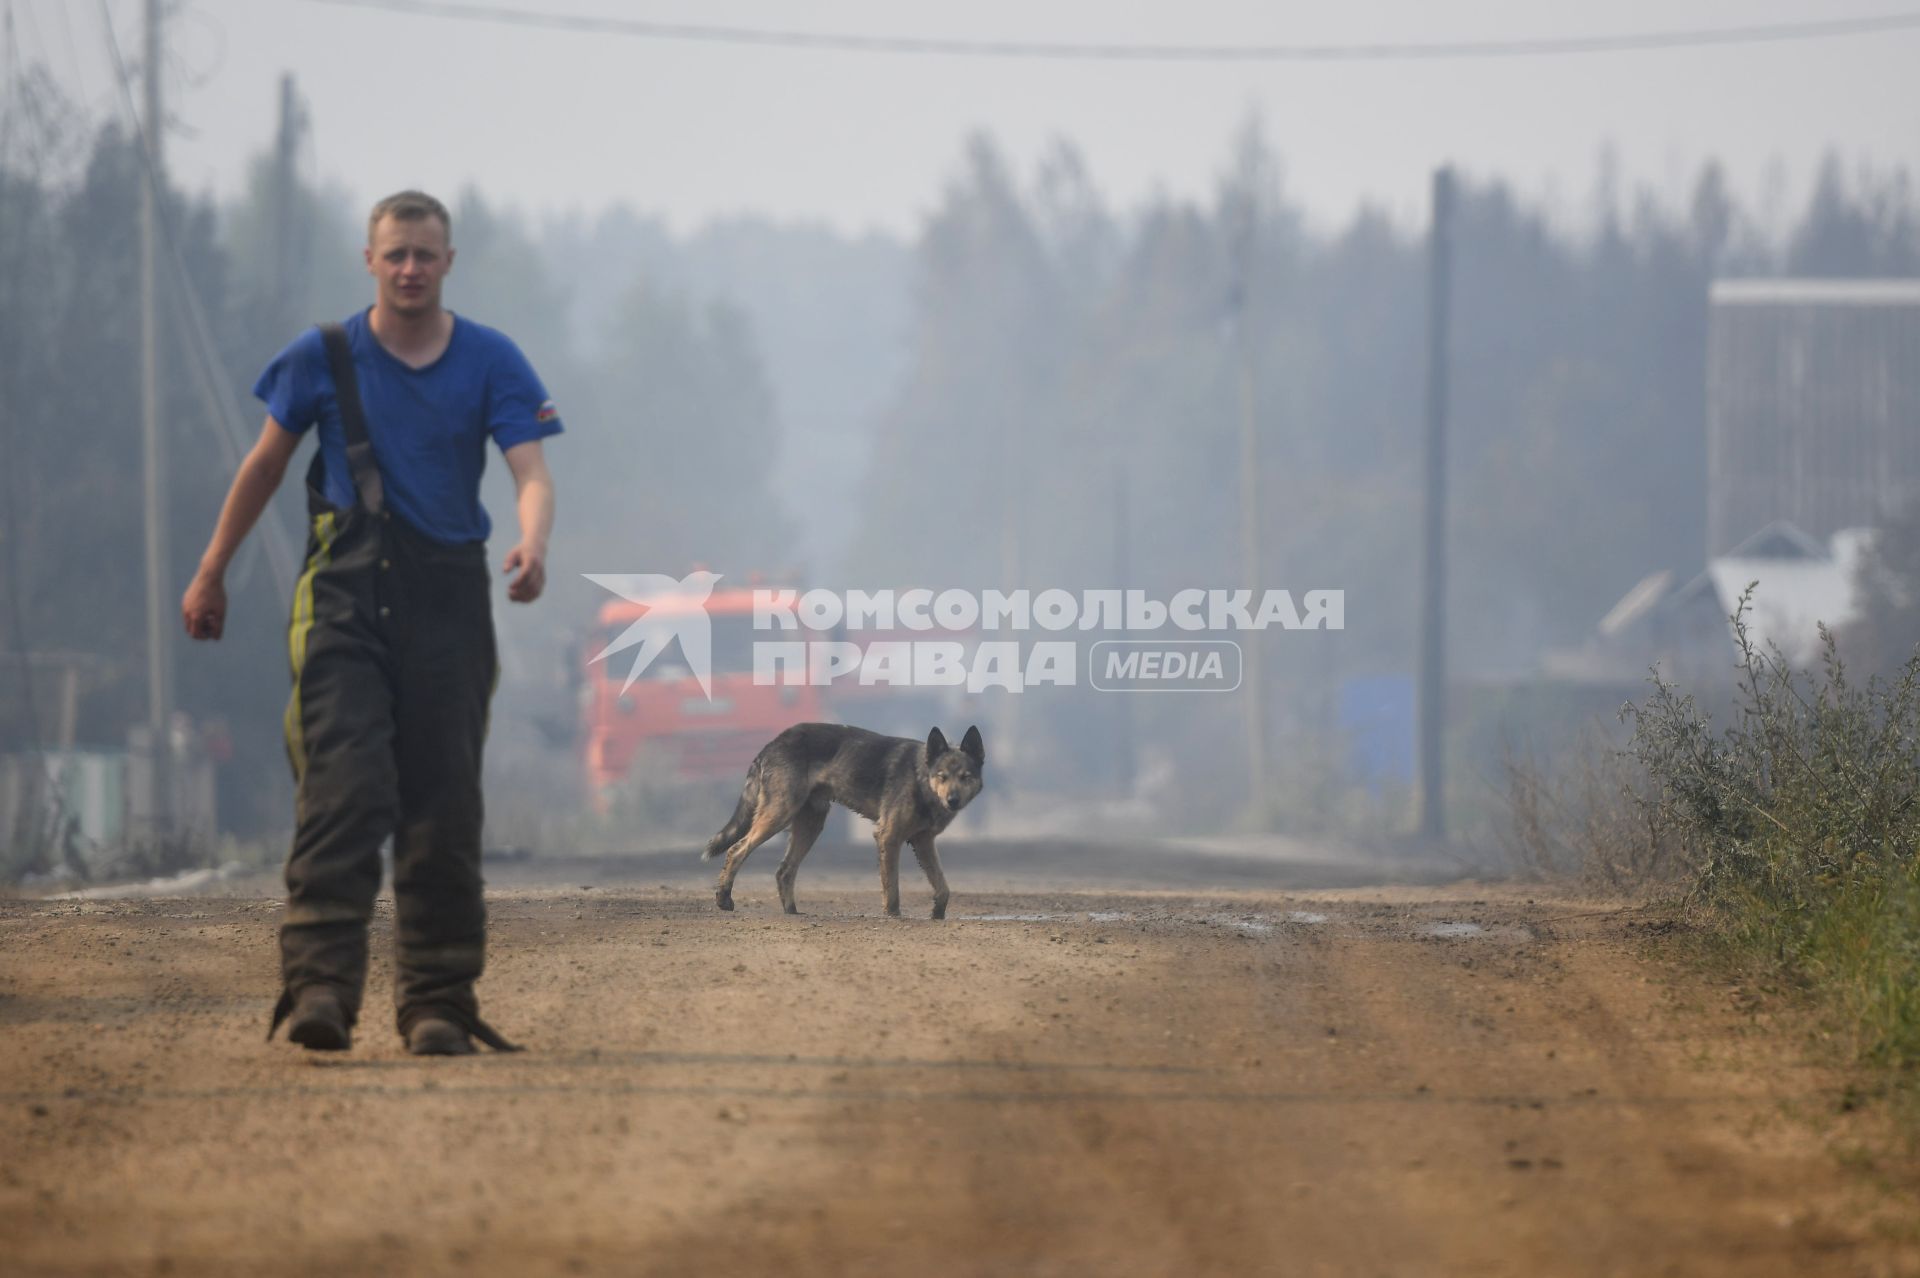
(367, 190, 451, 244)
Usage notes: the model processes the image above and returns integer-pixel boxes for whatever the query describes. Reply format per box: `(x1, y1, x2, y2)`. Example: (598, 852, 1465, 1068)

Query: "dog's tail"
(702, 763, 760, 861)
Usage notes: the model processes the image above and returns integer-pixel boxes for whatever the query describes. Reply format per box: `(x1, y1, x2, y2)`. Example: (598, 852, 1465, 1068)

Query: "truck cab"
(581, 582, 829, 809)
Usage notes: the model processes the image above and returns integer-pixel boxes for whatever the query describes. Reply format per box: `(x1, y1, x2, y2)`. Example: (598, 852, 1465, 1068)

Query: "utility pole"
(1237, 321, 1268, 823)
(1417, 167, 1454, 842)
(1110, 465, 1134, 796)
(992, 371, 1023, 823)
(139, 0, 171, 836)
(270, 73, 306, 326)
(1230, 226, 1268, 827)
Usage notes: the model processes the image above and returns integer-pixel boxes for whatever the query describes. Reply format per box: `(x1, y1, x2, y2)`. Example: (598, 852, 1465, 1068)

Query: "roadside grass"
(1505, 589, 1919, 1137)
(1498, 720, 1691, 893)
(1622, 590, 1920, 1132)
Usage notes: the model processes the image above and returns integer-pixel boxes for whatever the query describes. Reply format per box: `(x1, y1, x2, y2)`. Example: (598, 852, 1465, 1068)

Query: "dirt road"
(3, 841, 1916, 1276)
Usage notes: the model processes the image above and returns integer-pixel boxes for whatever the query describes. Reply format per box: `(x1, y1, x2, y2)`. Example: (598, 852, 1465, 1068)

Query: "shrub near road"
(1626, 591, 1920, 1081)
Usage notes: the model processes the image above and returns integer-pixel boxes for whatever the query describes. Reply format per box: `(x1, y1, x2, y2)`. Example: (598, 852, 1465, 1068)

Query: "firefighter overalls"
(268, 322, 517, 1052)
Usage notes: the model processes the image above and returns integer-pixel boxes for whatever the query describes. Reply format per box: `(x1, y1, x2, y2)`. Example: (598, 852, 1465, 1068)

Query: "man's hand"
(501, 440, 554, 605)
(182, 571, 228, 640)
(503, 542, 547, 603)
(183, 417, 299, 644)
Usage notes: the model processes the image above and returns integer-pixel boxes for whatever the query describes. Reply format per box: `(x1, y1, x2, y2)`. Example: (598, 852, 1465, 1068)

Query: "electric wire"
(302, 0, 1920, 63)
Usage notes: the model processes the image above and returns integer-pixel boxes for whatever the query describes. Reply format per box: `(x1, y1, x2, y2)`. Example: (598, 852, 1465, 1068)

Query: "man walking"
(182, 190, 559, 1055)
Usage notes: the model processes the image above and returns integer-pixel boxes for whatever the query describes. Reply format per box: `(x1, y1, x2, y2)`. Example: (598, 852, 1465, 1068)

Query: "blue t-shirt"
(253, 308, 562, 544)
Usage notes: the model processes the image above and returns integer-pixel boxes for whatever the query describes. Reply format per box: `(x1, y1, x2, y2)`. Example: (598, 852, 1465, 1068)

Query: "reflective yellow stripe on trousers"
(282, 511, 338, 781)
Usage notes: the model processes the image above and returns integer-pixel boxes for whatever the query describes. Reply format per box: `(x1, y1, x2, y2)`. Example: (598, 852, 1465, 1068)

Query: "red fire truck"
(580, 579, 831, 809)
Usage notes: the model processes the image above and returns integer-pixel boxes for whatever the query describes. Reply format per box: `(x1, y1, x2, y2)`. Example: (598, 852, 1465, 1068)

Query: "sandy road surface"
(3, 840, 1916, 1277)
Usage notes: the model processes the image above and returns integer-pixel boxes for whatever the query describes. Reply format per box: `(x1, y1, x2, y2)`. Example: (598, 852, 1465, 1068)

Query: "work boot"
(406, 1016, 476, 1056)
(285, 986, 352, 1052)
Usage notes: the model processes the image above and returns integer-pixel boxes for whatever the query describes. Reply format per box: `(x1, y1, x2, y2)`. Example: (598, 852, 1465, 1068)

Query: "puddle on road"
(949, 907, 1338, 933)
(1422, 921, 1486, 938)
(1204, 914, 1274, 936)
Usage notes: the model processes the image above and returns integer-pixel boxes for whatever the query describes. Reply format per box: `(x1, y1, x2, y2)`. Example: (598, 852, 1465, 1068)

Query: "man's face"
(365, 214, 453, 317)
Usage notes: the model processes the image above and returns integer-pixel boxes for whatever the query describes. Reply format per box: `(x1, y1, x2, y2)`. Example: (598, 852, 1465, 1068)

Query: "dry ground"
(3, 840, 1917, 1277)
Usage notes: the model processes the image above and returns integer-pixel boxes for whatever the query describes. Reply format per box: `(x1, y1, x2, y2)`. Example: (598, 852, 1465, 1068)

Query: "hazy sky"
(16, 0, 1920, 238)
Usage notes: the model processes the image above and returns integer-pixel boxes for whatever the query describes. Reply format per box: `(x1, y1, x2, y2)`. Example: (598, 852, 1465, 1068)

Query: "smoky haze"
(2, 0, 1918, 877)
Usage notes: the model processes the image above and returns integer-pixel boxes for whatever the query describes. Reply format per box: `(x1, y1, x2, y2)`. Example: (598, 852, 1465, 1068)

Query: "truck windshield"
(599, 612, 763, 681)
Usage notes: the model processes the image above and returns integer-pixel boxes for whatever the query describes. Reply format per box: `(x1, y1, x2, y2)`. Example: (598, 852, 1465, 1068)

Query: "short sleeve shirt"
(253, 308, 562, 544)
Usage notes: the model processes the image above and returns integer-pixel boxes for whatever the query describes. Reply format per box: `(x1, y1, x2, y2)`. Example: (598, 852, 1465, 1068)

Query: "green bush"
(1624, 587, 1920, 1072)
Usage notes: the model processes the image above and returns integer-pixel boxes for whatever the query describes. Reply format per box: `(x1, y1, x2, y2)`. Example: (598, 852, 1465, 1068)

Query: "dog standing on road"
(703, 722, 985, 918)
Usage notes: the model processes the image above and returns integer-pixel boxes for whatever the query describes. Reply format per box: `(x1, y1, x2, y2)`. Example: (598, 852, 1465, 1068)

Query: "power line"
(50, 0, 96, 114)
(302, 0, 1920, 62)
(100, 0, 298, 600)
(97, 5, 151, 156)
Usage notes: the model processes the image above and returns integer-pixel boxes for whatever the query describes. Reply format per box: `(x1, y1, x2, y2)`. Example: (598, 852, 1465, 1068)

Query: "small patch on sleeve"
(536, 399, 560, 424)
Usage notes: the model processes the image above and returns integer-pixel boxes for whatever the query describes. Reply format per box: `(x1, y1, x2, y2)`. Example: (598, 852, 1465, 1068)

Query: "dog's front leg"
(775, 803, 828, 915)
(874, 827, 904, 918)
(911, 836, 950, 920)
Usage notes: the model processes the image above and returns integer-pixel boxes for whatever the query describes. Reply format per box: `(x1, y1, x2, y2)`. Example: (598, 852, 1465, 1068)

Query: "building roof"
(1702, 551, 1861, 665)
(1553, 522, 1871, 682)
(1596, 569, 1671, 639)
(1719, 519, 1831, 560)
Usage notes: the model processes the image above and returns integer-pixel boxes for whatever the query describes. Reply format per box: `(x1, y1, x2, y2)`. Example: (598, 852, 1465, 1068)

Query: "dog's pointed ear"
(960, 724, 984, 767)
(926, 726, 949, 763)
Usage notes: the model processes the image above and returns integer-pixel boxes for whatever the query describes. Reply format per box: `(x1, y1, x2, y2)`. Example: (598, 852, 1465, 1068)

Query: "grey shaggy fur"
(703, 722, 985, 918)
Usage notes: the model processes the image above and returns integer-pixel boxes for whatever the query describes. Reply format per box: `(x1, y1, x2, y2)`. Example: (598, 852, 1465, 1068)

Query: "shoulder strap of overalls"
(317, 321, 385, 516)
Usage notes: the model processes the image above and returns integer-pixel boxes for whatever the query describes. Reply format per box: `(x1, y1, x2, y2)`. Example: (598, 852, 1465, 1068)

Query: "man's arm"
(181, 418, 303, 641)
(501, 439, 554, 604)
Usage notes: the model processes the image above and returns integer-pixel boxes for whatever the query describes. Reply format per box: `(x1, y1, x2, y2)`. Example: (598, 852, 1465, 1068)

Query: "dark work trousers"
(271, 496, 499, 1043)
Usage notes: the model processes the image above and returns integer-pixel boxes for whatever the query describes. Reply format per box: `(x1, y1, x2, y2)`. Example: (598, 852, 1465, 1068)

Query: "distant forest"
(4, 61, 1918, 837)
